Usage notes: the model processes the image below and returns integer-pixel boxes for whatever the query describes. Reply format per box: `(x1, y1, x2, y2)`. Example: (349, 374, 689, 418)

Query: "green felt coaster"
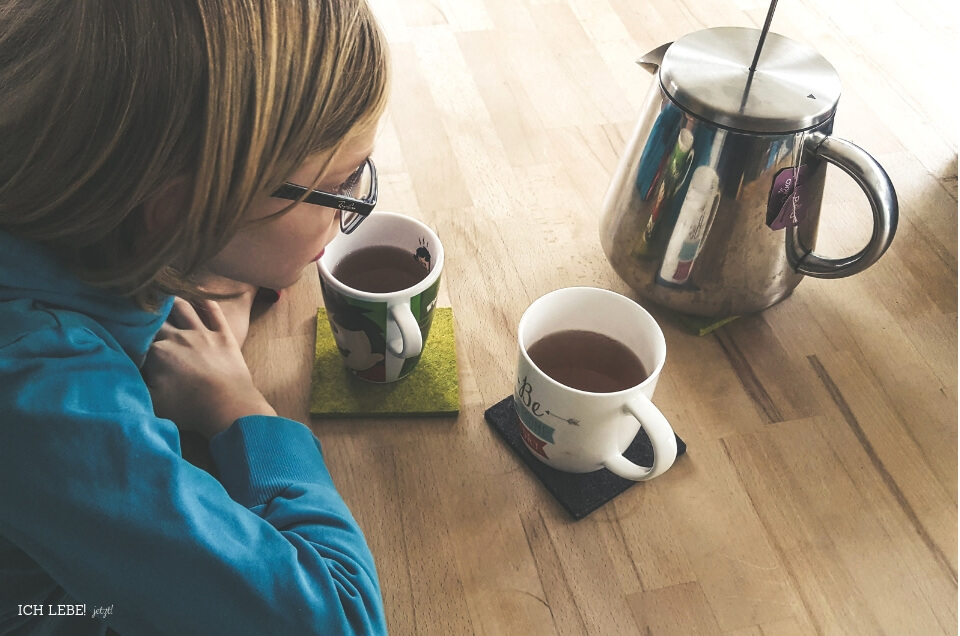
(310, 307, 460, 418)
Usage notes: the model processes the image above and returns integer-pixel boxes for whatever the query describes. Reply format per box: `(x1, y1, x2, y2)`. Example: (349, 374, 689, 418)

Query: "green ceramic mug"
(317, 212, 443, 383)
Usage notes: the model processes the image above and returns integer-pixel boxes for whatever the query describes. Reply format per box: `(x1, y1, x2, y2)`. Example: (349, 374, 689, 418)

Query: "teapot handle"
(790, 131, 898, 278)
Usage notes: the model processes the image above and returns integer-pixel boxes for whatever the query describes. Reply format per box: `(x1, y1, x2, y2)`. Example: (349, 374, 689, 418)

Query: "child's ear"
(142, 177, 191, 235)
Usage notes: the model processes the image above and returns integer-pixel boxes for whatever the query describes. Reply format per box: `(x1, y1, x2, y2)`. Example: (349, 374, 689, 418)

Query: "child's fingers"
(141, 340, 168, 388)
(194, 298, 232, 334)
(166, 297, 206, 331)
(153, 322, 175, 342)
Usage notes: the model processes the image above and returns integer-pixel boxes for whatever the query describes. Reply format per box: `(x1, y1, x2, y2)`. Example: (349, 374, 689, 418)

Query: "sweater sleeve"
(0, 322, 387, 636)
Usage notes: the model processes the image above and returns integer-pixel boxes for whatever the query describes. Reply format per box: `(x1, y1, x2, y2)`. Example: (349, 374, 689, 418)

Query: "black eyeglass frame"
(270, 157, 378, 234)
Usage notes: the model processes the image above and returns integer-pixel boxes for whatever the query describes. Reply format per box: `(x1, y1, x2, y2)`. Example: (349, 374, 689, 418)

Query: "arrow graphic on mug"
(545, 411, 580, 426)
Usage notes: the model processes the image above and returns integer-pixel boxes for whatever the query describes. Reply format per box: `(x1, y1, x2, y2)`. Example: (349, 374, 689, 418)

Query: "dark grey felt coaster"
(484, 396, 687, 520)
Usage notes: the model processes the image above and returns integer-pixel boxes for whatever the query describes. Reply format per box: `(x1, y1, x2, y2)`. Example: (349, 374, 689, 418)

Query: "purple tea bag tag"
(767, 165, 810, 230)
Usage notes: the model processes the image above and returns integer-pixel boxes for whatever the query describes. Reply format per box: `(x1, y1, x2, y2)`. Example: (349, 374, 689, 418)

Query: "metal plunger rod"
(749, 0, 780, 71)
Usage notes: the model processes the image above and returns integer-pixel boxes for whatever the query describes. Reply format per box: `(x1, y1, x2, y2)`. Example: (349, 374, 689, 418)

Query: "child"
(0, 1, 389, 634)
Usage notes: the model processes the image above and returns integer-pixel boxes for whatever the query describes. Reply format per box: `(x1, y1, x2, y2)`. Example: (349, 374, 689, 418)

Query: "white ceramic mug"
(514, 287, 677, 480)
(318, 212, 444, 383)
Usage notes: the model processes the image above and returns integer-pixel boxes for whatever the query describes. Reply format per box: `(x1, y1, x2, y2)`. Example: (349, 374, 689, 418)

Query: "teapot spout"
(637, 42, 672, 74)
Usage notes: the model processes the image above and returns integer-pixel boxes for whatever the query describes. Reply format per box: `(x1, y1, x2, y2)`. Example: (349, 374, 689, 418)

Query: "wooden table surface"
(242, 0, 958, 633)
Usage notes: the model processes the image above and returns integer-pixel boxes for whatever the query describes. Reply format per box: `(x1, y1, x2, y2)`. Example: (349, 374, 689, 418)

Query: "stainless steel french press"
(599, 16, 898, 318)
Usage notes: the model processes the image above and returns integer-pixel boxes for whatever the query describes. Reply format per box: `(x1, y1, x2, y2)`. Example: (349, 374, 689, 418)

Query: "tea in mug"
(526, 329, 648, 393)
(333, 245, 429, 294)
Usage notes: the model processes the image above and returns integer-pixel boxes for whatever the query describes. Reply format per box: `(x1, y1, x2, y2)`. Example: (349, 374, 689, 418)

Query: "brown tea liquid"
(333, 245, 429, 293)
(526, 329, 648, 393)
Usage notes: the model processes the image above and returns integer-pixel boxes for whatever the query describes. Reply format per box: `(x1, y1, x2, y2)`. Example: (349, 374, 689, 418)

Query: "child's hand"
(144, 297, 276, 439)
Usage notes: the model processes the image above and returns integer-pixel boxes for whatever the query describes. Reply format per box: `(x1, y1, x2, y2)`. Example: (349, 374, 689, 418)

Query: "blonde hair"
(0, 0, 390, 308)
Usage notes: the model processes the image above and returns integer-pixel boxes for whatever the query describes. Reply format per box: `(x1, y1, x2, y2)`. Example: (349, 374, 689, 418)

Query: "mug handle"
(602, 394, 678, 481)
(788, 131, 899, 278)
(387, 302, 423, 358)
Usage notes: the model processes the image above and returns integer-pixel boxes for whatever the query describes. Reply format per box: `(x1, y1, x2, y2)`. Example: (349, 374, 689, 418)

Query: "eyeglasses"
(270, 157, 377, 234)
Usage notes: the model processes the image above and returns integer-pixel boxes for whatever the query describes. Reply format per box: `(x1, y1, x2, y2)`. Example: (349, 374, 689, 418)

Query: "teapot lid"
(659, 27, 841, 133)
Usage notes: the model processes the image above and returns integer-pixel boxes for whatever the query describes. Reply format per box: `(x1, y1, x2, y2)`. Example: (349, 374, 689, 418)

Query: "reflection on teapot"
(599, 27, 898, 318)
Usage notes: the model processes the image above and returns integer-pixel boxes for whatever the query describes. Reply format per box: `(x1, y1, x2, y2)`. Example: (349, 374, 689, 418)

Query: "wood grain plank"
(386, 42, 475, 212)
(723, 417, 951, 635)
(392, 438, 477, 635)
(724, 616, 813, 636)
(629, 582, 724, 636)
(516, 504, 643, 635)
(807, 353, 958, 581)
(657, 443, 803, 631)
(594, 482, 697, 593)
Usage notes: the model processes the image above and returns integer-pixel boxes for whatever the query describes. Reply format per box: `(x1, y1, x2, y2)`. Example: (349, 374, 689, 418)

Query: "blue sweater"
(0, 232, 387, 635)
